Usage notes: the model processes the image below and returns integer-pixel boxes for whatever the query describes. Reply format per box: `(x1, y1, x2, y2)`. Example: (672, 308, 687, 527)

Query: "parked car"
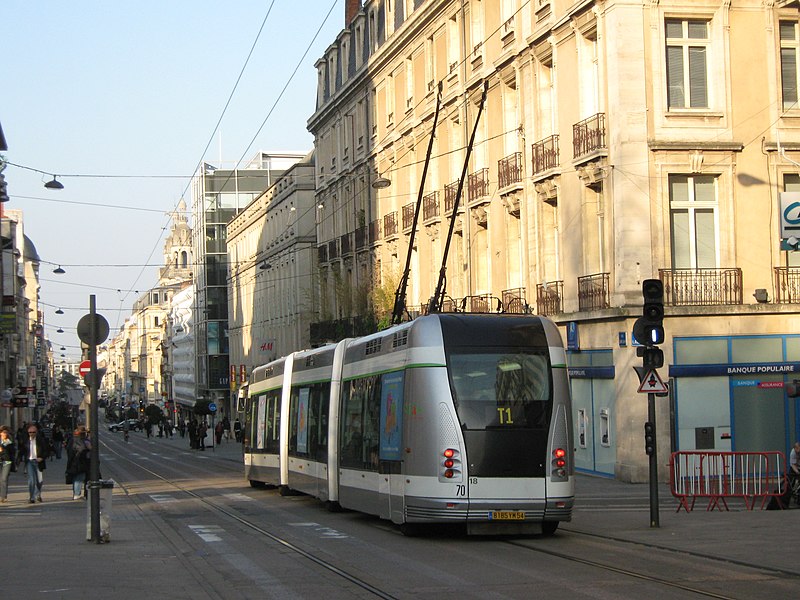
(108, 419, 142, 432)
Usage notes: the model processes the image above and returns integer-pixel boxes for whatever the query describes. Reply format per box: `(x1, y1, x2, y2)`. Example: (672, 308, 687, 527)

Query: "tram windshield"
(448, 351, 552, 430)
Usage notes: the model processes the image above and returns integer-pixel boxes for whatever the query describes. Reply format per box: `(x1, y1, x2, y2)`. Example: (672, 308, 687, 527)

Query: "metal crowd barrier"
(670, 451, 787, 512)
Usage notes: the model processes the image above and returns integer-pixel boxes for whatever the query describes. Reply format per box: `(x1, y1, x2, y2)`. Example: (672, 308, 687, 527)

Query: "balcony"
(444, 180, 460, 213)
(464, 294, 499, 313)
(502, 287, 528, 313)
(317, 244, 328, 264)
(355, 225, 367, 250)
(467, 168, 490, 204)
(775, 267, 800, 303)
(339, 232, 352, 256)
(369, 219, 381, 244)
(577, 273, 610, 312)
(573, 113, 606, 161)
(660, 268, 743, 306)
(536, 281, 563, 316)
(327, 238, 339, 261)
(531, 135, 559, 176)
(422, 191, 440, 222)
(383, 211, 398, 238)
(402, 202, 415, 232)
(498, 152, 523, 190)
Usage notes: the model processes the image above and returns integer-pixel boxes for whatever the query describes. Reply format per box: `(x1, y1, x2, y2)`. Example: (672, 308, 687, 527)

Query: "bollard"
(86, 479, 114, 542)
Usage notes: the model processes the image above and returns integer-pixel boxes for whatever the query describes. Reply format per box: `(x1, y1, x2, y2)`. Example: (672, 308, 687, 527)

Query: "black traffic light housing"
(637, 346, 664, 369)
(633, 279, 664, 346)
(644, 421, 656, 456)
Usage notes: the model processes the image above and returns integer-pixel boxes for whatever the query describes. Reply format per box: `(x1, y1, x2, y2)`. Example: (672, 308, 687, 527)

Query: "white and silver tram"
(243, 313, 574, 535)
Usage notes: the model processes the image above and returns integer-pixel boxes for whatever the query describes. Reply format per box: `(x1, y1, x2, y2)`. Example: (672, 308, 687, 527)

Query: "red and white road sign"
(637, 368, 668, 394)
(79, 360, 91, 376)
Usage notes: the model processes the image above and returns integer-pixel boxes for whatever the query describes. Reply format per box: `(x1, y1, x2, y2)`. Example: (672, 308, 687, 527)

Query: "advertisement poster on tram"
(379, 372, 403, 460)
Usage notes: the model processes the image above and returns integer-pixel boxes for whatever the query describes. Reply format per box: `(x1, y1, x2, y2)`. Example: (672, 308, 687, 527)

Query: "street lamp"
(372, 174, 391, 189)
(55, 308, 64, 314)
(53, 265, 65, 274)
(44, 176, 64, 190)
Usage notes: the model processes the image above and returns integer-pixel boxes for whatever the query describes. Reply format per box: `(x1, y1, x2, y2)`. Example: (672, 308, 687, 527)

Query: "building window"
(781, 21, 800, 111)
(669, 174, 718, 269)
(665, 19, 709, 109)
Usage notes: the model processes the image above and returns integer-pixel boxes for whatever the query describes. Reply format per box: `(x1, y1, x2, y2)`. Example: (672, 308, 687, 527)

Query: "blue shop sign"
(568, 366, 615, 379)
(566, 322, 579, 351)
(669, 361, 800, 378)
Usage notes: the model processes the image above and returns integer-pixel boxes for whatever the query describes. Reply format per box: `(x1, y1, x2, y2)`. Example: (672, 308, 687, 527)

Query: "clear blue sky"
(3, 0, 344, 361)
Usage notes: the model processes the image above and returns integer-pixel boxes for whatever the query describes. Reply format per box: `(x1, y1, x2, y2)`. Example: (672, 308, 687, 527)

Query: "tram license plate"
(490, 511, 525, 521)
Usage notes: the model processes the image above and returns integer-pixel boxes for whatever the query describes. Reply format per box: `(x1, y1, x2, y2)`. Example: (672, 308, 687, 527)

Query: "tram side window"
(341, 374, 381, 470)
(288, 382, 330, 461)
(264, 391, 281, 453)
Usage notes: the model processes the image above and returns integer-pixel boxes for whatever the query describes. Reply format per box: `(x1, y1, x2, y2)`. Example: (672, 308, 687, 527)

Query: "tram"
(242, 313, 574, 535)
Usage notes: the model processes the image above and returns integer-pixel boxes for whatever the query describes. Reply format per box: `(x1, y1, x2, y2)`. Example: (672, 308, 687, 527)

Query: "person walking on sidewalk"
(66, 426, 90, 500)
(17, 423, 49, 503)
(0, 425, 16, 503)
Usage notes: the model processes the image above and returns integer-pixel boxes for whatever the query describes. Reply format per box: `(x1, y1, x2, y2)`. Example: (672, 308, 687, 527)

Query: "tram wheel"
(249, 479, 266, 489)
(541, 521, 559, 536)
(325, 500, 343, 512)
(399, 522, 424, 537)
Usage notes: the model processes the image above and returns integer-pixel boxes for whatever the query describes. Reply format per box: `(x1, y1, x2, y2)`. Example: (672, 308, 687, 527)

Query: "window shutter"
(688, 47, 707, 108)
(666, 46, 684, 108)
(781, 48, 798, 111)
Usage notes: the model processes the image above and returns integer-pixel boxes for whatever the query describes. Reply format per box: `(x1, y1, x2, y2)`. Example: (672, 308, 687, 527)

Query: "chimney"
(345, 0, 361, 26)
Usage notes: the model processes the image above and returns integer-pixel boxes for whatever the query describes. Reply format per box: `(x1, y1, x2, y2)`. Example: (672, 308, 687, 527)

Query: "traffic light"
(644, 421, 655, 456)
(637, 346, 664, 369)
(633, 279, 664, 346)
(0, 173, 8, 203)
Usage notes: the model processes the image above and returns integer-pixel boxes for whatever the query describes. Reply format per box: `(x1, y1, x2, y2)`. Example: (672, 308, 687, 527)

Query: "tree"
(144, 404, 165, 424)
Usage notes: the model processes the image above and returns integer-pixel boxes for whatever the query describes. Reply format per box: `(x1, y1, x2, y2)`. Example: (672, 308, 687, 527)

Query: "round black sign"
(77, 313, 110, 345)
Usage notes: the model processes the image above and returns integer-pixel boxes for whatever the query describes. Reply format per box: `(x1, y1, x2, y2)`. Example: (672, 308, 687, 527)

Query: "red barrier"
(670, 451, 787, 512)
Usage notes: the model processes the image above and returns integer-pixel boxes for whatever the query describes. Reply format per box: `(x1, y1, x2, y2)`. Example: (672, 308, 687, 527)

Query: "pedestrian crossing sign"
(637, 369, 668, 394)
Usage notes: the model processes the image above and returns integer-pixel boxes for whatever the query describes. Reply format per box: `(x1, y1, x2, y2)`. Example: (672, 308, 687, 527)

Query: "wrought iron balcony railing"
(355, 225, 367, 250)
(531, 135, 559, 175)
(368, 219, 381, 244)
(577, 273, 610, 312)
(536, 280, 563, 316)
(498, 152, 523, 189)
(383, 211, 398, 237)
(444, 181, 460, 213)
(467, 168, 490, 203)
(317, 244, 328, 264)
(573, 113, 606, 160)
(402, 203, 415, 231)
(660, 268, 743, 306)
(339, 232, 352, 256)
(422, 191, 440, 221)
(502, 287, 528, 313)
(464, 294, 500, 313)
(775, 267, 800, 303)
(327, 238, 339, 261)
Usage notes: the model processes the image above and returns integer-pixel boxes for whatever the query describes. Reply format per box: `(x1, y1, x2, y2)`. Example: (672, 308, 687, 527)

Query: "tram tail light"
(552, 447, 567, 478)
(441, 448, 462, 480)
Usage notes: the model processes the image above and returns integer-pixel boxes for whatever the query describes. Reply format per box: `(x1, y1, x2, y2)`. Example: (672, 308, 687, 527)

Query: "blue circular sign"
(207, 402, 217, 413)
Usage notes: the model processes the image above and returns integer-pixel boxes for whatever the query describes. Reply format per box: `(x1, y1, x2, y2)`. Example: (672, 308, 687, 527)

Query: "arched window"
(181, 251, 188, 268)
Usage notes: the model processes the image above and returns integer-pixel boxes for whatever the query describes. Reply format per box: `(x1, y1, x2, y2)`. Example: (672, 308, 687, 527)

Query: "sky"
(2, 0, 345, 362)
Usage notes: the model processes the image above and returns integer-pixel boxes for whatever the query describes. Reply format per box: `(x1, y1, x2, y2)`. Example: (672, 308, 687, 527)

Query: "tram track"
(102, 438, 399, 600)
(507, 525, 799, 600)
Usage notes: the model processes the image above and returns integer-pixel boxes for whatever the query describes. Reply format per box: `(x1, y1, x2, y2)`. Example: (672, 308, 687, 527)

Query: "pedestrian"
(66, 426, 90, 500)
(0, 425, 16, 503)
(233, 418, 242, 443)
(215, 420, 223, 445)
(222, 416, 231, 442)
(178, 419, 186, 438)
(188, 419, 197, 449)
(158, 421, 164, 438)
(198, 420, 207, 451)
(145, 419, 152, 438)
(51, 425, 64, 460)
(17, 423, 49, 503)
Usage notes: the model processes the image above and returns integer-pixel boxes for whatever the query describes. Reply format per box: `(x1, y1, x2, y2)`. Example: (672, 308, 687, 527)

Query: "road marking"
(224, 493, 253, 502)
(149, 494, 179, 503)
(189, 524, 223, 542)
(290, 522, 348, 539)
